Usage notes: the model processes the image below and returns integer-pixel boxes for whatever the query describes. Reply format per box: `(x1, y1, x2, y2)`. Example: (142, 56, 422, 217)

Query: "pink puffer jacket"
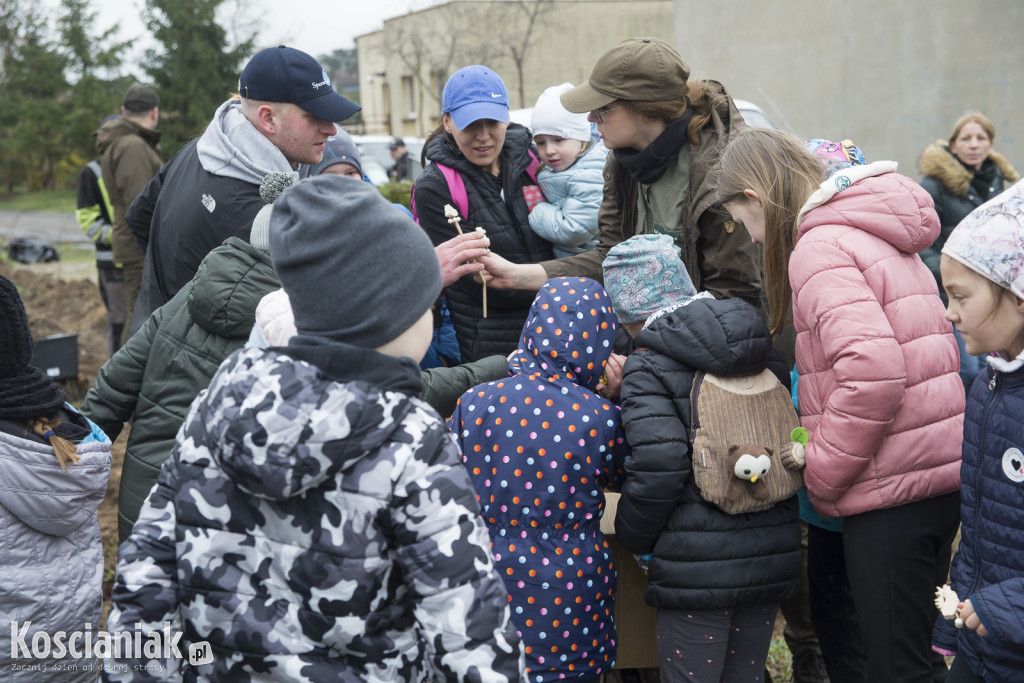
(790, 163, 963, 518)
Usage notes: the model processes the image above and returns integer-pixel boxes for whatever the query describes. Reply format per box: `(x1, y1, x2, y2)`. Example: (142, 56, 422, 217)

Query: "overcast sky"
(46, 0, 440, 63)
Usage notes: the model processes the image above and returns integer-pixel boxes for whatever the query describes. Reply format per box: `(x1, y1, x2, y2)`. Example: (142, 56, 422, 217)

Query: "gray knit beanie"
(250, 172, 297, 252)
(269, 175, 442, 348)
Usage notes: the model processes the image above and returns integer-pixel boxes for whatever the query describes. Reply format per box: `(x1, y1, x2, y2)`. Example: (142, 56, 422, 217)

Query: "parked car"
(507, 98, 779, 132)
(350, 134, 425, 185)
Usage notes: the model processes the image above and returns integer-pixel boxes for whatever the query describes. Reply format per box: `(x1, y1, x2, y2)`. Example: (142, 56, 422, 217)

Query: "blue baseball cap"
(239, 45, 361, 123)
(442, 65, 510, 131)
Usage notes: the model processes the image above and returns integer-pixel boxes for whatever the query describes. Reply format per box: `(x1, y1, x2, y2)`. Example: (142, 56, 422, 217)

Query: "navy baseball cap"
(442, 65, 510, 131)
(239, 45, 361, 123)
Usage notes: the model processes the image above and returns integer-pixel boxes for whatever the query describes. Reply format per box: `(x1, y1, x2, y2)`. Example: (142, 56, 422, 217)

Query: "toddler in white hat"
(528, 83, 608, 257)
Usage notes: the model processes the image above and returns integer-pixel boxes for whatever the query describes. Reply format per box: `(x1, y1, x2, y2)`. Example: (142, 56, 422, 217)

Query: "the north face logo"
(201, 193, 216, 213)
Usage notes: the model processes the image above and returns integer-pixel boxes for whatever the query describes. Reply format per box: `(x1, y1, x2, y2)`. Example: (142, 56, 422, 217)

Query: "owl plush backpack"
(689, 368, 806, 514)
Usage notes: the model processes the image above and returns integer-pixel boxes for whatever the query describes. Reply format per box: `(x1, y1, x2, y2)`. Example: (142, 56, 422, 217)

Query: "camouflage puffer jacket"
(104, 346, 524, 682)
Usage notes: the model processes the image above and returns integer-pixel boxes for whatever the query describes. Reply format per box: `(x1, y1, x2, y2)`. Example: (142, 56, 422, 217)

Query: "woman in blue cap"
(413, 65, 554, 364)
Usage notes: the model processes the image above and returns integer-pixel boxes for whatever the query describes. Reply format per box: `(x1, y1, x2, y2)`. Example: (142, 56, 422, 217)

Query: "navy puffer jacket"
(934, 362, 1024, 680)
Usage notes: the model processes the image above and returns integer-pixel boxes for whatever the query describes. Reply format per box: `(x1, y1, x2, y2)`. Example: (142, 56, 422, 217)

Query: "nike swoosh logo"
(490, 93, 502, 98)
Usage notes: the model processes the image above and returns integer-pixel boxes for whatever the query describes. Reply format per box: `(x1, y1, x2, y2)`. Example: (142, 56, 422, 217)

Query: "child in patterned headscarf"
(449, 276, 629, 683)
(933, 179, 1024, 683)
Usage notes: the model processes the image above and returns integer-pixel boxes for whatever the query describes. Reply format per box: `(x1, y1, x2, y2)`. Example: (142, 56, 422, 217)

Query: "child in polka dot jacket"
(449, 276, 629, 683)
(603, 234, 801, 683)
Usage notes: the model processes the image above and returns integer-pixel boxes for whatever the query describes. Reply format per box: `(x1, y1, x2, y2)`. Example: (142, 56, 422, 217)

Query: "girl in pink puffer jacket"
(717, 129, 964, 683)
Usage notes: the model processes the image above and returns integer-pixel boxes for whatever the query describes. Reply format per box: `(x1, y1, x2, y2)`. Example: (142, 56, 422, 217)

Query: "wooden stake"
(444, 204, 487, 318)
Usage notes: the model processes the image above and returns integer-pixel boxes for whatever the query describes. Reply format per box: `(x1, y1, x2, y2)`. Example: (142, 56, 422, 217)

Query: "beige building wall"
(356, 0, 673, 139)
(673, 0, 1024, 179)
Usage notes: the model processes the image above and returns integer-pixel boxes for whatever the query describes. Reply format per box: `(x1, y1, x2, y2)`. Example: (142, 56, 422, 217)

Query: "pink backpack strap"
(411, 162, 469, 225)
(526, 150, 541, 184)
(438, 163, 469, 219)
(413, 155, 535, 225)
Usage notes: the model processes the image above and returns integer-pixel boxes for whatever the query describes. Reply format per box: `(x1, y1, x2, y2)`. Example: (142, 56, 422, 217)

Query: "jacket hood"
(797, 162, 939, 255)
(197, 347, 414, 500)
(0, 427, 110, 537)
(195, 99, 298, 184)
(509, 277, 617, 391)
(425, 122, 534, 176)
(636, 296, 773, 376)
(94, 117, 161, 155)
(187, 237, 279, 338)
(918, 142, 1020, 197)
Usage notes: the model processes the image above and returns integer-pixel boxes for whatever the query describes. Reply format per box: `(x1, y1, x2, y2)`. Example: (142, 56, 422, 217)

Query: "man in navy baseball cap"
(126, 45, 363, 336)
(239, 45, 360, 123)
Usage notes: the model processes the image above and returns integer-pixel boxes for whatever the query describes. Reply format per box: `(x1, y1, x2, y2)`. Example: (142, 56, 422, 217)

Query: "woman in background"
(919, 113, 1020, 391)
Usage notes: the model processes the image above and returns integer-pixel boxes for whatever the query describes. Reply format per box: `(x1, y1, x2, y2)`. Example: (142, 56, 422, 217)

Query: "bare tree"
(372, 0, 555, 133)
(505, 0, 555, 108)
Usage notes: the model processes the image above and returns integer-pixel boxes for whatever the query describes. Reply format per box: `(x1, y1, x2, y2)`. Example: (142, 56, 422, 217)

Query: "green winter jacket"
(81, 237, 279, 542)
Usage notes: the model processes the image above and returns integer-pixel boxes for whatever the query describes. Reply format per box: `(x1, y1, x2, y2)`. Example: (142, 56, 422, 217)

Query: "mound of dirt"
(0, 259, 109, 395)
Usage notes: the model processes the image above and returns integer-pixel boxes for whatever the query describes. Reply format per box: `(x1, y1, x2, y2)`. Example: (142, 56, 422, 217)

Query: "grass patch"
(766, 636, 793, 682)
(0, 190, 77, 213)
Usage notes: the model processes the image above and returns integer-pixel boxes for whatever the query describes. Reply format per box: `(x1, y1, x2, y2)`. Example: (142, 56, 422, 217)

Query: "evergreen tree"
(142, 0, 254, 154)
(58, 0, 134, 167)
(0, 1, 69, 191)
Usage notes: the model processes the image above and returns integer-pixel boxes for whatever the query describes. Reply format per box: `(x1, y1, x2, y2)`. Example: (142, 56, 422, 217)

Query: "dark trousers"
(779, 520, 823, 661)
(97, 263, 126, 357)
(656, 603, 778, 682)
(808, 524, 866, 683)
(842, 491, 960, 683)
(945, 656, 983, 683)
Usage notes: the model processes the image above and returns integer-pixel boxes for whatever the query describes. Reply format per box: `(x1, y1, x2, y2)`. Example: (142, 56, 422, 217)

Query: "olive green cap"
(560, 37, 691, 112)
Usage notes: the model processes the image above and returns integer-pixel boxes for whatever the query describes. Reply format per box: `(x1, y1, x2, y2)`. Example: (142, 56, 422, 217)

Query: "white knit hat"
(531, 83, 592, 142)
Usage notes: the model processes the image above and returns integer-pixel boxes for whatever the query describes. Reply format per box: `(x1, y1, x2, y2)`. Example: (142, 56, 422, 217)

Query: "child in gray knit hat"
(103, 174, 525, 681)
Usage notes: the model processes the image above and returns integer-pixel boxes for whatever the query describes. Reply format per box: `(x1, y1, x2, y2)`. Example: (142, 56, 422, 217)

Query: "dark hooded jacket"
(96, 116, 163, 268)
(104, 343, 523, 682)
(449, 277, 628, 682)
(918, 142, 1020, 298)
(127, 99, 297, 333)
(414, 123, 554, 363)
(616, 295, 800, 610)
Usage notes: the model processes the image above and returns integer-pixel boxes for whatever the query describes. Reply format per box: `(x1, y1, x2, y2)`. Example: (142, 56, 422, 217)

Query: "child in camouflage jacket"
(104, 177, 523, 682)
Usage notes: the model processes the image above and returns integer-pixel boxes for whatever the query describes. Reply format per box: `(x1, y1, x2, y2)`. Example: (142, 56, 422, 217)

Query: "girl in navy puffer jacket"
(934, 179, 1024, 683)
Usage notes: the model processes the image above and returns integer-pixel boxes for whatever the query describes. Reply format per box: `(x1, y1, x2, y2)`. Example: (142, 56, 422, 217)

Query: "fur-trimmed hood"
(918, 141, 1020, 197)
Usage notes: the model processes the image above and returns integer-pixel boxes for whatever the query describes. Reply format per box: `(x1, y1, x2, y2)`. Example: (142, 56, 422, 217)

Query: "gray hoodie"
(196, 99, 298, 183)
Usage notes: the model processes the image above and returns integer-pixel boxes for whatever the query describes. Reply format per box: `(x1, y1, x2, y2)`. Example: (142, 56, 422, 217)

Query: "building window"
(402, 76, 416, 119)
